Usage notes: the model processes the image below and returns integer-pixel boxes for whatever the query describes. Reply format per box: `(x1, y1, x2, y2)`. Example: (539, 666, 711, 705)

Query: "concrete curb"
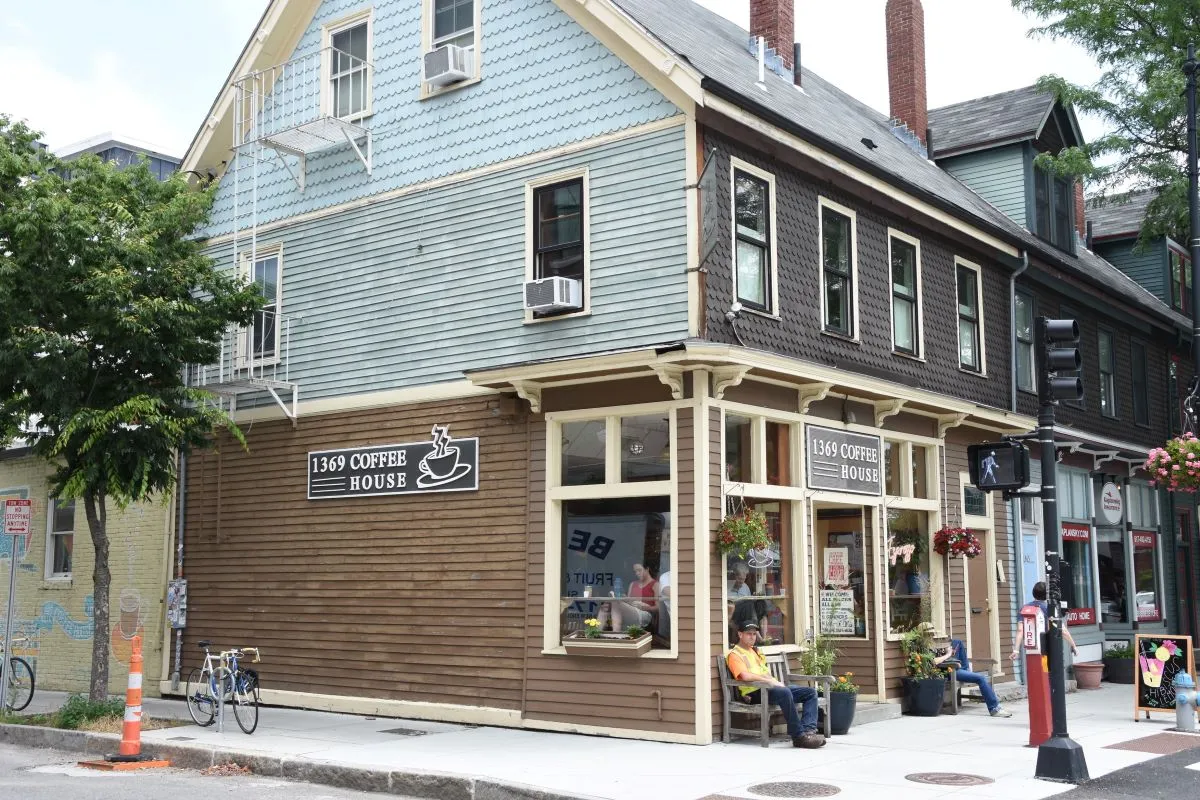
(0, 723, 603, 800)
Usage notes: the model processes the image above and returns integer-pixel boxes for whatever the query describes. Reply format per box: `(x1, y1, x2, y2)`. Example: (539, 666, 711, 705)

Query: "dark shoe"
(797, 732, 825, 749)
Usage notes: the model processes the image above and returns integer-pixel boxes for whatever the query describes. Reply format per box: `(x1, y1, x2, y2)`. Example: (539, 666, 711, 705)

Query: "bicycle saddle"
(198, 640, 211, 648)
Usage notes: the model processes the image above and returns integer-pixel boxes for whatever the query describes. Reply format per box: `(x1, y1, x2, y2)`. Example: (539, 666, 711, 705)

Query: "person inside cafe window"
(726, 621, 825, 749)
(601, 562, 657, 632)
(729, 597, 769, 645)
(731, 561, 753, 598)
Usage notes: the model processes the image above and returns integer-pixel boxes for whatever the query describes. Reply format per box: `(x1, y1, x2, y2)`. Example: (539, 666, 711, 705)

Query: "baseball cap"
(737, 621, 760, 633)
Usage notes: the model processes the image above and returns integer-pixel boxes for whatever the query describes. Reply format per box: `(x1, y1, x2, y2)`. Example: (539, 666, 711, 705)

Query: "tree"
(0, 116, 262, 700)
(1013, 0, 1200, 240)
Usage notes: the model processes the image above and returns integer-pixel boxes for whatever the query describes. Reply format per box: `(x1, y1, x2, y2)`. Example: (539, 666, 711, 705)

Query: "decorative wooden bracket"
(512, 380, 543, 414)
(936, 412, 969, 439)
(711, 365, 750, 400)
(797, 382, 834, 414)
(652, 365, 687, 400)
(873, 399, 905, 428)
(1092, 450, 1120, 470)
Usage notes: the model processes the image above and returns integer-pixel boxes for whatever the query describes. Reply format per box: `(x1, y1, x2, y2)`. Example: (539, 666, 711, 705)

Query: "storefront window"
(560, 496, 672, 648)
(814, 507, 868, 638)
(1096, 528, 1127, 624)
(1133, 531, 1160, 622)
(883, 441, 902, 496)
(620, 414, 670, 482)
(912, 445, 929, 499)
(561, 419, 605, 485)
(725, 414, 752, 483)
(765, 421, 789, 486)
(887, 509, 931, 633)
(725, 499, 793, 645)
(1062, 522, 1095, 626)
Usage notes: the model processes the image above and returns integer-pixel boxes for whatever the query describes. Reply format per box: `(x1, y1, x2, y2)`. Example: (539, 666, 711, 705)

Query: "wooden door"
(966, 529, 996, 668)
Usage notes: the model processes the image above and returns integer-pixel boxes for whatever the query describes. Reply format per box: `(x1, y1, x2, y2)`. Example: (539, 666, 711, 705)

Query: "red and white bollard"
(79, 635, 171, 771)
(1021, 604, 1053, 748)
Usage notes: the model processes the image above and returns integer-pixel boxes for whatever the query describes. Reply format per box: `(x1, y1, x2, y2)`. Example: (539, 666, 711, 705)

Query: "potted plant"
(716, 508, 771, 558)
(562, 619, 652, 658)
(932, 527, 983, 559)
(1144, 433, 1200, 493)
(828, 673, 858, 735)
(899, 625, 947, 716)
(1103, 642, 1136, 684)
(799, 632, 839, 677)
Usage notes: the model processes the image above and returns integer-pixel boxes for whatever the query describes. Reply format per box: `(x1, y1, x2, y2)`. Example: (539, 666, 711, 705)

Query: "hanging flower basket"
(932, 526, 982, 558)
(716, 508, 771, 558)
(1144, 434, 1200, 493)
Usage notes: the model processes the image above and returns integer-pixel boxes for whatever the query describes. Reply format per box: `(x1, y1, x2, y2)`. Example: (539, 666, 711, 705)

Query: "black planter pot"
(902, 677, 945, 717)
(1103, 656, 1135, 684)
(829, 691, 857, 734)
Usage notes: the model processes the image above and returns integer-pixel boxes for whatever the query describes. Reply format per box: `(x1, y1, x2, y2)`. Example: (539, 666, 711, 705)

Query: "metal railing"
(187, 312, 292, 391)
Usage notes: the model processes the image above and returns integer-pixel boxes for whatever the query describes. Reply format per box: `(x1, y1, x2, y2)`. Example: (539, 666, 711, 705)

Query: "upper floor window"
(955, 260, 984, 373)
(1169, 359, 1182, 435)
(46, 499, 74, 579)
(1034, 167, 1075, 252)
(237, 248, 282, 366)
(1015, 292, 1035, 392)
(423, 0, 480, 95)
(324, 11, 373, 120)
(1170, 248, 1191, 313)
(1132, 341, 1149, 426)
(433, 0, 475, 49)
(732, 162, 777, 313)
(820, 199, 856, 338)
(526, 170, 589, 320)
(889, 231, 921, 357)
(1098, 329, 1117, 418)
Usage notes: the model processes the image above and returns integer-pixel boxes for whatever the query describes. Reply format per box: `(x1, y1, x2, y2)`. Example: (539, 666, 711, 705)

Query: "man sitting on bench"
(934, 638, 1012, 717)
(726, 621, 826, 748)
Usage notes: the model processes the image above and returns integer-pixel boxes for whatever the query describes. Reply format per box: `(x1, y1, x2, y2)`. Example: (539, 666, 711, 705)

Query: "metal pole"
(1181, 44, 1200, 642)
(0, 534, 19, 713)
(1033, 317, 1089, 783)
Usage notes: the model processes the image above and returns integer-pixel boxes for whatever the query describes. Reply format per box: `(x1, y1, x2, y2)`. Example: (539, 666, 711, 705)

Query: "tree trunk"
(84, 491, 110, 702)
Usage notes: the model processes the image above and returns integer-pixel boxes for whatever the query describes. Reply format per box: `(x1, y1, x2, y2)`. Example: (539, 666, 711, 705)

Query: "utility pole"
(1186, 45, 1200, 431)
(1034, 316, 1090, 784)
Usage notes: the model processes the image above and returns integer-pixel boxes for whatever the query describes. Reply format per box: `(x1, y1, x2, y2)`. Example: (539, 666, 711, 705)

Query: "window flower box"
(562, 631, 653, 658)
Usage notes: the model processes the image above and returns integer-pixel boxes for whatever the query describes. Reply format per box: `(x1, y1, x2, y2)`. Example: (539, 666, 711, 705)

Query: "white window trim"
(542, 402, 683, 658)
(420, 0, 483, 99)
(320, 8, 374, 121)
(883, 501, 946, 641)
(886, 229, 923, 359)
(523, 167, 591, 324)
(729, 157, 780, 318)
(44, 498, 74, 581)
(817, 197, 859, 342)
(954, 257, 987, 376)
(235, 243, 284, 369)
(1015, 292, 1036, 394)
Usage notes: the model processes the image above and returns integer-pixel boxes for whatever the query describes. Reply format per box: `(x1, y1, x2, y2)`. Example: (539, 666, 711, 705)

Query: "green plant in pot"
(1102, 642, 1136, 684)
(827, 673, 859, 735)
(899, 624, 947, 716)
(716, 509, 771, 558)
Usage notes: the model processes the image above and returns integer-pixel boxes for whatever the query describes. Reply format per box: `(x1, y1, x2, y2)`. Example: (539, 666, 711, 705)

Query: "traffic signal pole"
(1033, 316, 1089, 784)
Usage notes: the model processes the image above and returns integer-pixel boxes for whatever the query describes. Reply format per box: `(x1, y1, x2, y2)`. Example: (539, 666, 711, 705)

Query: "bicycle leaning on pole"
(0, 634, 35, 713)
(185, 640, 261, 733)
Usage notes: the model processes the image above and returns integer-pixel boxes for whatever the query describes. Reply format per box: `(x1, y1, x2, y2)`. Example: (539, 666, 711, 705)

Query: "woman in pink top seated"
(601, 563, 658, 632)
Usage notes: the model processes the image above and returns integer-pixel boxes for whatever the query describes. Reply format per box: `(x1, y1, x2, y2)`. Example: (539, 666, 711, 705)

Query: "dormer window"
(1034, 166, 1075, 252)
(1170, 248, 1191, 313)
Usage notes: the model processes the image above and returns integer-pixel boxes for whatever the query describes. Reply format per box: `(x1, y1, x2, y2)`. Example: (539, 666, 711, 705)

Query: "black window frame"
(1098, 328, 1117, 418)
(1131, 340, 1149, 427)
(733, 169, 772, 313)
(956, 263, 982, 372)
(1170, 248, 1191, 314)
(1015, 291, 1036, 393)
(1033, 165, 1076, 252)
(532, 177, 586, 315)
(821, 205, 854, 337)
(890, 234, 919, 357)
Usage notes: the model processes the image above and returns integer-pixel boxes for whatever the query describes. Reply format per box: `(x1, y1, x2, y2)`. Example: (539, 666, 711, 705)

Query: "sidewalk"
(7, 684, 1196, 799)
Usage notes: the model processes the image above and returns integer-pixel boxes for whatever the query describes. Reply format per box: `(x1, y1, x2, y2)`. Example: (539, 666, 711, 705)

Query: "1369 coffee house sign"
(308, 425, 479, 499)
(805, 425, 882, 495)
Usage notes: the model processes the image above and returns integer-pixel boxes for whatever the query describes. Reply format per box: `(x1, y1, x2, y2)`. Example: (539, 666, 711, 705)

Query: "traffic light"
(1039, 317, 1083, 403)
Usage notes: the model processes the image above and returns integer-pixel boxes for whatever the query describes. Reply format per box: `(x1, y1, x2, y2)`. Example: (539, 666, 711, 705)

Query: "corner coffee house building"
(177, 348, 1031, 744)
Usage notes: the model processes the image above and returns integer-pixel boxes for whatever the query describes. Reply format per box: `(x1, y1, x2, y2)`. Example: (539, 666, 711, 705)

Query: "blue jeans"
(746, 686, 819, 737)
(955, 669, 1000, 712)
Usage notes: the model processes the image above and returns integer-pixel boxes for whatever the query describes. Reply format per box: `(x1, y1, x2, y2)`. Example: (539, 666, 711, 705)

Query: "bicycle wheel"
(4, 657, 34, 712)
(231, 670, 259, 734)
(185, 667, 216, 726)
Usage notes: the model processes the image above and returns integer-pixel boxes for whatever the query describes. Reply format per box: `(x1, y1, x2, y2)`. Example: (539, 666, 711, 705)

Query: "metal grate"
(1105, 732, 1200, 755)
(905, 773, 994, 786)
(746, 782, 841, 797)
(378, 727, 428, 737)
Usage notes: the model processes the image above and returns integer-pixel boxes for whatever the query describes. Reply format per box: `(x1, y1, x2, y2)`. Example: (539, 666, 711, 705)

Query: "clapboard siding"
(939, 145, 1028, 225)
(203, 0, 680, 237)
(708, 406, 725, 735)
(205, 125, 689, 402)
(182, 396, 529, 709)
(1094, 239, 1167, 305)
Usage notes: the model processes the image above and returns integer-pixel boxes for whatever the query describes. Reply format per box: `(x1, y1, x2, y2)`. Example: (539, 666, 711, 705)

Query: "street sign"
(3, 499, 31, 536)
(967, 441, 1030, 492)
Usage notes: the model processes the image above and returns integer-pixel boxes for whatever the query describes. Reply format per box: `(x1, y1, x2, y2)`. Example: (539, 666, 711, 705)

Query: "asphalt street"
(0, 744, 388, 799)
(1057, 744, 1200, 799)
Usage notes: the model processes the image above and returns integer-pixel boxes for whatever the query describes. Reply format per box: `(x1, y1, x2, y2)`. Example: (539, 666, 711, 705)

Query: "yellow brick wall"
(0, 454, 172, 696)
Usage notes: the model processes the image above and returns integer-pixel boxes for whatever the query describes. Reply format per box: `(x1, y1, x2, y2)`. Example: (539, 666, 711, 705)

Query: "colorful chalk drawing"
(17, 597, 96, 640)
(13, 592, 146, 667)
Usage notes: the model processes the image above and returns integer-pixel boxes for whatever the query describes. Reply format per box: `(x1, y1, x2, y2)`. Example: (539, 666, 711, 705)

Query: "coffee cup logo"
(417, 425, 473, 489)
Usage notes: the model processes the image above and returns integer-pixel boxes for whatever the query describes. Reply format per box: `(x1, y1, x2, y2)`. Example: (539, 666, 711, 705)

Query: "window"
(1169, 359, 1182, 435)
(1096, 528, 1127, 624)
(323, 11, 372, 120)
(724, 414, 752, 484)
(1058, 469, 1092, 520)
(1099, 329, 1117, 418)
(964, 485, 987, 517)
(732, 164, 776, 312)
(1033, 166, 1075, 251)
(1133, 531, 1161, 622)
(820, 200, 856, 337)
(726, 499, 793, 645)
(1015, 292, 1035, 393)
(1059, 469, 1094, 626)
(887, 509, 932, 634)
(956, 261, 983, 372)
(237, 249, 282, 365)
(46, 499, 74, 578)
(814, 507, 868, 639)
(1132, 341, 1149, 426)
(1170, 248, 1191, 313)
(526, 171, 588, 320)
(889, 231, 921, 356)
(724, 412, 792, 487)
(423, 0, 480, 94)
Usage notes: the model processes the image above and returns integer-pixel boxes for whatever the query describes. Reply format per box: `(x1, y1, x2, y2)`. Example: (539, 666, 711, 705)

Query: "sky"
(0, 0, 1106, 157)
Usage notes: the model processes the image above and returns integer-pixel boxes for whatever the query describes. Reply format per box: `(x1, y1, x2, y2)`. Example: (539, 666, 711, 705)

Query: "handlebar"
(219, 647, 262, 663)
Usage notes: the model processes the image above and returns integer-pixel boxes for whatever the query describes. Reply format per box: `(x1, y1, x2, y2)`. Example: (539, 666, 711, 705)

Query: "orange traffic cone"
(79, 635, 170, 771)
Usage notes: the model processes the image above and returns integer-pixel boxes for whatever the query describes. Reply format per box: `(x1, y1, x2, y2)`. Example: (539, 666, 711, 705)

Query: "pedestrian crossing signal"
(967, 441, 1030, 492)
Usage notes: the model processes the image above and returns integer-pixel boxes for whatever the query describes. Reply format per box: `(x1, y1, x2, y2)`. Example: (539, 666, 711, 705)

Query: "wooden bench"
(717, 652, 833, 746)
(942, 657, 1000, 715)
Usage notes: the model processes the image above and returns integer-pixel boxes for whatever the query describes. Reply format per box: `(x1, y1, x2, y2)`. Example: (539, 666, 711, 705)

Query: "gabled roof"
(56, 132, 180, 164)
(1086, 190, 1155, 241)
(927, 85, 1084, 159)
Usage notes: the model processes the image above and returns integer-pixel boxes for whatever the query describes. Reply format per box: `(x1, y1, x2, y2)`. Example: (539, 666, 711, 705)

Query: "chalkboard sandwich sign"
(1133, 634, 1195, 720)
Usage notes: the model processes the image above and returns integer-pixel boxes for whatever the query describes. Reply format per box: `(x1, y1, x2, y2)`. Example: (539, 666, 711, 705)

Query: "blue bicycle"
(186, 641, 261, 733)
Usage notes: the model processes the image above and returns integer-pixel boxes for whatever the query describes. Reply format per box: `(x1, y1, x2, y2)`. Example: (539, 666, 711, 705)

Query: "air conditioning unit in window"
(524, 276, 582, 313)
(423, 44, 472, 87)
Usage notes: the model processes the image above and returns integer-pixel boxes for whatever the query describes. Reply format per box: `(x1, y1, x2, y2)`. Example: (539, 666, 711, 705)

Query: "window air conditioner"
(524, 276, 582, 313)
(423, 44, 472, 87)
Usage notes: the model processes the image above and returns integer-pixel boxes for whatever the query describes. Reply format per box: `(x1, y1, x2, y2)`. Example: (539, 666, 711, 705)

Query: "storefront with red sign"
(1061, 521, 1096, 626)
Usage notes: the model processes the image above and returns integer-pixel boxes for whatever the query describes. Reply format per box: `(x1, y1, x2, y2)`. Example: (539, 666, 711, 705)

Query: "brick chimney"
(886, 0, 927, 145)
(751, 0, 794, 69)
(1074, 180, 1086, 240)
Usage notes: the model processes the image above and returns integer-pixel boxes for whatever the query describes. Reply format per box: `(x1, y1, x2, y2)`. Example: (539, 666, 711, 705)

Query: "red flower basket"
(932, 527, 982, 559)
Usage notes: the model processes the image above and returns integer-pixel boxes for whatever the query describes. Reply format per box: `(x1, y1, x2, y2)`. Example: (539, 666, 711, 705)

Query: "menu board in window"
(1133, 634, 1195, 718)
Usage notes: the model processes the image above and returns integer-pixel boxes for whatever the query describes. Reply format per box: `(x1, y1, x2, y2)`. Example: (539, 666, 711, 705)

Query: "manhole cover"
(747, 782, 841, 797)
(1105, 732, 1200, 755)
(378, 727, 428, 737)
(905, 773, 994, 786)
(166, 736, 195, 742)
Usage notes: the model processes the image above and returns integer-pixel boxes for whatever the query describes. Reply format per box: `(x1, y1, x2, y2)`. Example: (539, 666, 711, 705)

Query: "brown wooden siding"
(708, 406, 726, 735)
(182, 397, 528, 709)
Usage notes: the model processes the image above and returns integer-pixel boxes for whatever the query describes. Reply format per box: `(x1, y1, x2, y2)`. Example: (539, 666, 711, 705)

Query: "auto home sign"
(805, 425, 882, 495)
(308, 425, 478, 499)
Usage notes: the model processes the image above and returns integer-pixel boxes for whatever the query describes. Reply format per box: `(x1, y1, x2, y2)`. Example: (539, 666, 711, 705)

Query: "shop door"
(966, 529, 996, 667)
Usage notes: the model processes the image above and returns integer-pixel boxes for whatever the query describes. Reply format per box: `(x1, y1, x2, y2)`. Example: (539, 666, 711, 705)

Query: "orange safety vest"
(726, 645, 768, 697)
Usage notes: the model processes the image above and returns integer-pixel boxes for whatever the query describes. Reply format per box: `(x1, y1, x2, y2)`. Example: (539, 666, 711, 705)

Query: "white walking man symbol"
(980, 451, 999, 486)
